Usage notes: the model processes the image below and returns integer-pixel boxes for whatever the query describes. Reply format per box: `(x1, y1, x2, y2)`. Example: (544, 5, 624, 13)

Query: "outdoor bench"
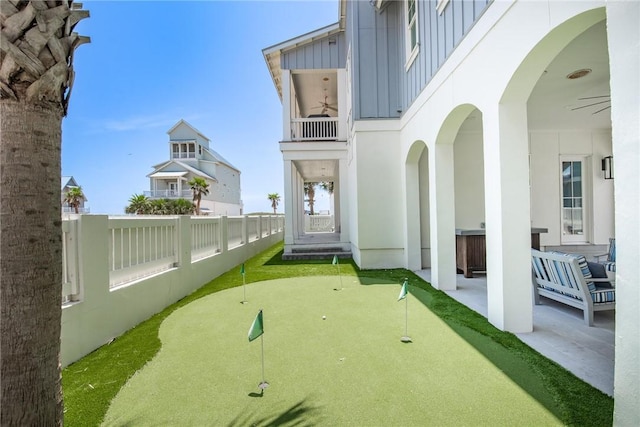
(531, 249, 615, 326)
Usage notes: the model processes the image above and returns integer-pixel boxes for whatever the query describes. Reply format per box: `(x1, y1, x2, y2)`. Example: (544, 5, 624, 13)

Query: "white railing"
(291, 117, 338, 141)
(108, 217, 179, 287)
(227, 216, 244, 249)
(62, 206, 90, 213)
(305, 215, 335, 232)
(60, 214, 284, 367)
(144, 190, 192, 198)
(191, 217, 222, 262)
(171, 153, 196, 159)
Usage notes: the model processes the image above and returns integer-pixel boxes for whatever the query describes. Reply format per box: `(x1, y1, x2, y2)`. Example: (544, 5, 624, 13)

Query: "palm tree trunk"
(1, 2, 89, 424)
(1, 100, 64, 424)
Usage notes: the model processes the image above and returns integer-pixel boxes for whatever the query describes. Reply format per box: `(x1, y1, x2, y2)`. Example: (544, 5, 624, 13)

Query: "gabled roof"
(147, 160, 218, 182)
(263, 22, 342, 101)
(167, 119, 210, 142)
(61, 176, 78, 190)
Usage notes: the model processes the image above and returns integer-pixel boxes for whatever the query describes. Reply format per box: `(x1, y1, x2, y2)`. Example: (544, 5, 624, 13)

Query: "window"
(171, 142, 196, 159)
(405, 0, 419, 68)
(561, 157, 589, 244)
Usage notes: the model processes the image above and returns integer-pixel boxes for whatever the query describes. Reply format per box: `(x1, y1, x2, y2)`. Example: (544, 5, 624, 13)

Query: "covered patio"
(414, 269, 614, 396)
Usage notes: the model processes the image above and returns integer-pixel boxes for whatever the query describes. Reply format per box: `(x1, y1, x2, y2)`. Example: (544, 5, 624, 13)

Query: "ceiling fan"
(571, 95, 611, 115)
(311, 94, 338, 114)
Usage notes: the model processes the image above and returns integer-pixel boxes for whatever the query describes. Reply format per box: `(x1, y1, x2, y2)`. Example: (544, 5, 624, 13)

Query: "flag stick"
(242, 272, 247, 304)
(401, 279, 412, 343)
(259, 334, 269, 389)
(241, 264, 248, 304)
(333, 255, 343, 291)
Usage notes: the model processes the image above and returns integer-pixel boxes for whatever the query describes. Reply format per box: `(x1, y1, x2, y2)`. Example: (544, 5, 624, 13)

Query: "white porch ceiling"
(462, 21, 611, 132)
(293, 159, 337, 182)
(292, 71, 339, 118)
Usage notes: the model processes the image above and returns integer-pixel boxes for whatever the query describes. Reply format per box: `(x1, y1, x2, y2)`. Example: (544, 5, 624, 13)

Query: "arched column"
(482, 102, 532, 332)
(405, 142, 426, 271)
(429, 143, 456, 290)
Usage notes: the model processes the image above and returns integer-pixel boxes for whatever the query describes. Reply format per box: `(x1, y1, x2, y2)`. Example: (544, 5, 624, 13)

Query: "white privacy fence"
(60, 214, 283, 367)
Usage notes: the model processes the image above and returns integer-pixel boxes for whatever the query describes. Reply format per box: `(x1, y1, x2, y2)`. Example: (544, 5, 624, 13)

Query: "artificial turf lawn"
(62, 242, 614, 426)
(102, 276, 560, 426)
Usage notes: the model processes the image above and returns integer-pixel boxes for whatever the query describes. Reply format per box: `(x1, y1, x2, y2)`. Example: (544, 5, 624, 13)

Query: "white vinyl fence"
(61, 214, 283, 367)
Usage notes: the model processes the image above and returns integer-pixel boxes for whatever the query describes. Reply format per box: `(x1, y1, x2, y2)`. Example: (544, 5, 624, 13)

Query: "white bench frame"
(531, 249, 615, 326)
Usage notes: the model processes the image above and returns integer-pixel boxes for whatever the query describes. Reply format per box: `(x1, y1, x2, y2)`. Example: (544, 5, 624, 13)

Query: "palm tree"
(0, 2, 89, 424)
(188, 177, 210, 215)
(170, 198, 195, 215)
(320, 181, 334, 194)
(268, 193, 281, 214)
(304, 182, 318, 215)
(125, 194, 150, 215)
(64, 187, 85, 214)
(149, 198, 170, 215)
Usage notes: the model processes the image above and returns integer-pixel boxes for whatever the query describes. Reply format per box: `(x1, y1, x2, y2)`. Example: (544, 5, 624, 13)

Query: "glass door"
(561, 158, 588, 244)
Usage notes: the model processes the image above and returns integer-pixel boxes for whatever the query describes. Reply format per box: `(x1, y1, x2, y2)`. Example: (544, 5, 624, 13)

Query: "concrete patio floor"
(414, 269, 615, 397)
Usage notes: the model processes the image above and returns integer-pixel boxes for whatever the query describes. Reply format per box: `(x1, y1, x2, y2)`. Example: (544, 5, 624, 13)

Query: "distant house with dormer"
(61, 176, 89, 214)
(145, 120, 242, 216)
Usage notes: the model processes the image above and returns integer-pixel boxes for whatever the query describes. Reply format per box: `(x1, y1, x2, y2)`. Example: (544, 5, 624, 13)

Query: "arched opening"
(405, 141, 429, 271)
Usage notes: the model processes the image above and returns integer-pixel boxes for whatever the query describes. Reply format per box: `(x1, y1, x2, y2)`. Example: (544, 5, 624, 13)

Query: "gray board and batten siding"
(281, 31, 347, 70)
(349, 0, 491, 121)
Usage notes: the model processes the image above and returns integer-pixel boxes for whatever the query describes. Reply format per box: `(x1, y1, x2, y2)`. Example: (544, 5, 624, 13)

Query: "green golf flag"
(398, 281, 408, 301)
(240, 263, 245, 275)
(248, 310, 263, 342)
(332, 255, 338, 265)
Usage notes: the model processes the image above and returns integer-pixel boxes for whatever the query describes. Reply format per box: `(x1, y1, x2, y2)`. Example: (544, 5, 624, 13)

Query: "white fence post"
(221, 216, 229, 253)
(177, 215, 191, 267)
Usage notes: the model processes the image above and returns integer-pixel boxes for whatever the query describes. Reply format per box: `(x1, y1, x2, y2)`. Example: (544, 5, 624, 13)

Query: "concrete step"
(282, 251, 352, 261)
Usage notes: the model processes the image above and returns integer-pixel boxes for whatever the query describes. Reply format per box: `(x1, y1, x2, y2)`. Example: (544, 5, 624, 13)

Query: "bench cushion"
(591, 289, 616, 304)
(587, 261, 613, 288)
(549, 251, 595, 293)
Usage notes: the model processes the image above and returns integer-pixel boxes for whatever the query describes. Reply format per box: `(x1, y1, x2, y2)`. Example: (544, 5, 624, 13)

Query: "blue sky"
(62, 0, 338, 214)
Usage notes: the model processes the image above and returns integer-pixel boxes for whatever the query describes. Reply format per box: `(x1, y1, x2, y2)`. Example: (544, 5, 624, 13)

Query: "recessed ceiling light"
(566, 69, 592, 79)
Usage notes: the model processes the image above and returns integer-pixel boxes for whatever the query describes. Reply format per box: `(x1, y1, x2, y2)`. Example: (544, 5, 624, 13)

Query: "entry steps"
(282, 246, 352, 261)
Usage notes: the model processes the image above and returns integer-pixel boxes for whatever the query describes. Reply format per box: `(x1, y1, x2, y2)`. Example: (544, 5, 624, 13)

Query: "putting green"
(103, 276, 560, 426)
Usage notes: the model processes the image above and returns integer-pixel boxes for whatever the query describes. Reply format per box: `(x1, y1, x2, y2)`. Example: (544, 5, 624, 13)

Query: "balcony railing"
(62, 206, 90, 213)
(144, 190, 192, 198)
(304, 214, 334, 232)
(291, 117, 338, 141)
(171, 153, 195, 159)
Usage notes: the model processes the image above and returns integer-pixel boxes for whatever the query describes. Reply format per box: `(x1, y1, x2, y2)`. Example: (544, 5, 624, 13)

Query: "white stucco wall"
(349, 125, 405, 268)
(606, 1, 640, 425)
(454, 131, 485, 230)
(530, 129, 614, 246)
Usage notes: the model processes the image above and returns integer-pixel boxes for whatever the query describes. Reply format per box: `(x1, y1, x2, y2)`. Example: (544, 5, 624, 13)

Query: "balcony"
(291, 116, 338, 141)
(144, 190, 192, 199)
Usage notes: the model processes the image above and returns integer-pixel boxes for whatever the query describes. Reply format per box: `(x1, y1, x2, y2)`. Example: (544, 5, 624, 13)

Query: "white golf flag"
(398, 280, 408, 301)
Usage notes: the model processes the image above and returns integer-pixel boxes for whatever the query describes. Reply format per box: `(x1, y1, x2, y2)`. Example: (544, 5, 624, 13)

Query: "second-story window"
(172, 142, 196, 158)
(406, 0, 419, 69)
